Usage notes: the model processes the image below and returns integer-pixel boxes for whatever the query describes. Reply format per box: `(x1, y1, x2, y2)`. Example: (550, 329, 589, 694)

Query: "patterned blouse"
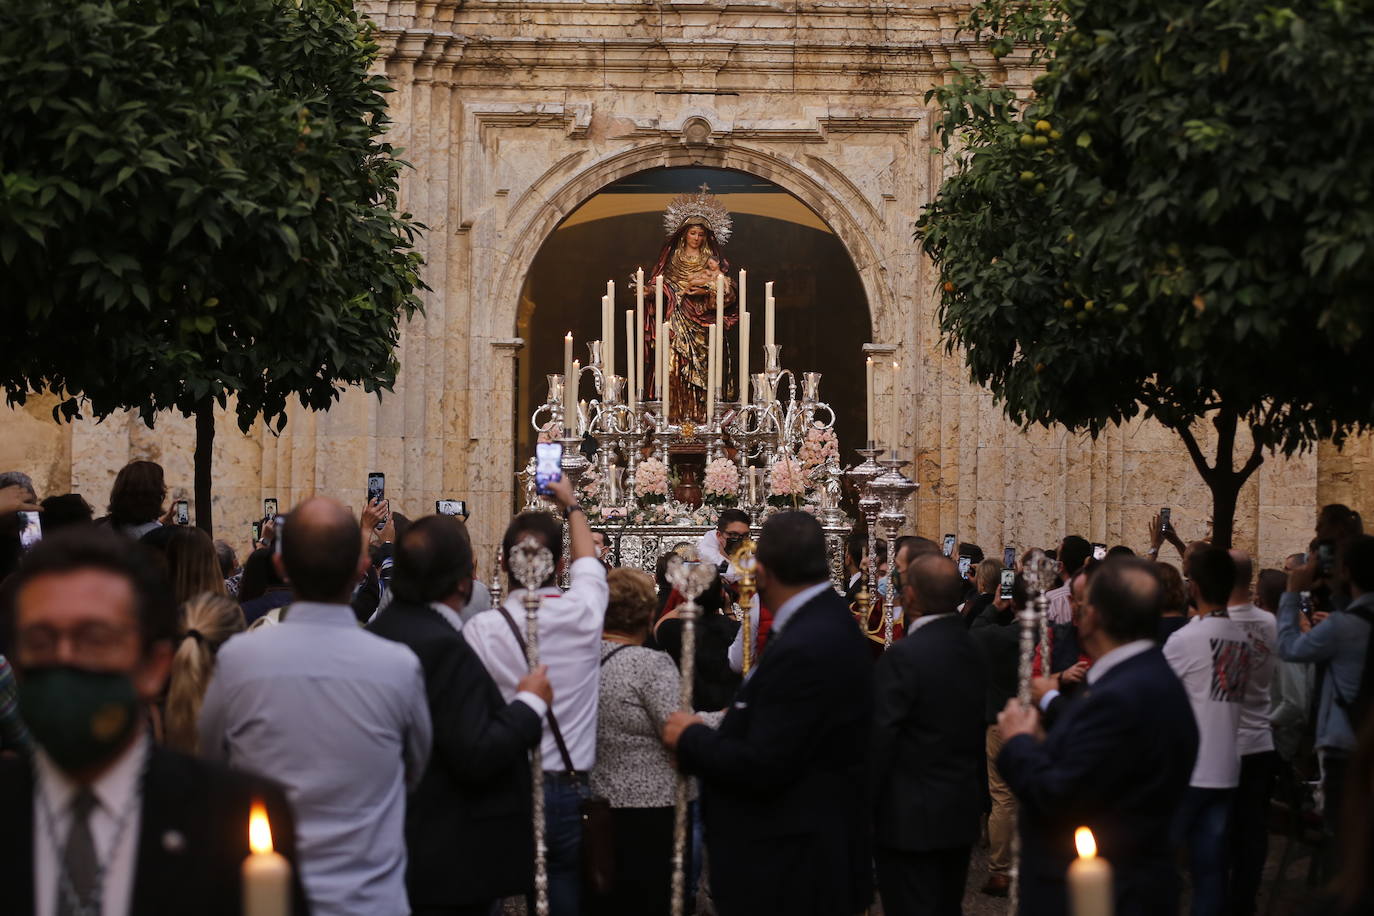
(590, 641, 696, 809)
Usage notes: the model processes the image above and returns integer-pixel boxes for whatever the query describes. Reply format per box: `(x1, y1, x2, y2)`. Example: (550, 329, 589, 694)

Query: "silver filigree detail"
(662, 183, 733, 244)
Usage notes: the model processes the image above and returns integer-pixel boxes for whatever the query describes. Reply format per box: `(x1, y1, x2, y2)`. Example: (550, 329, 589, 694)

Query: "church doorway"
(513, 166, 872, 478)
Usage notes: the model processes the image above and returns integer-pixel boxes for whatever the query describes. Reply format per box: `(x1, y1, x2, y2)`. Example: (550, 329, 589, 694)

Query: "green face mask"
(17, 667, 140, 773)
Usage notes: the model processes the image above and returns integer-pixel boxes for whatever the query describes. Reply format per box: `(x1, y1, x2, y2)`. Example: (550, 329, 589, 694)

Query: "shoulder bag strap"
(496, 605, 577, 776)
(600, 644, 632, 667)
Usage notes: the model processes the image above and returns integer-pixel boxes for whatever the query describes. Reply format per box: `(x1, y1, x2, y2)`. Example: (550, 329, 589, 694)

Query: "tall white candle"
(244, 803, 290, 916)
(739, 311, 750, 404)
(635, 267, 645, 400)
(662, 326, 671, 421)
(707, 323, 718, 419)
(890, 361, 900, 453)
(865, 357, 875, 444)
(1068, 827, 1113, 916)
(563, 333, 574, 435)
(765, 281, 775, 347)
(715, 274, 725, 375)
(738, 268, 746, 316)
(625, 309, 636, 412)
(572, 361, 581, 435)
(655, 275, 665, 400)
(605, 281, 615, 377)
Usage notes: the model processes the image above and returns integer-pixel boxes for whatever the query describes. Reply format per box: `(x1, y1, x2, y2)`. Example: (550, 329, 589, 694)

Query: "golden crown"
(663, 184, 733, 245)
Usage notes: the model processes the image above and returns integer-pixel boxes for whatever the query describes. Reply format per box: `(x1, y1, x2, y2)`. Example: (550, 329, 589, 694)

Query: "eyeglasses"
(16, 622, 137, 664)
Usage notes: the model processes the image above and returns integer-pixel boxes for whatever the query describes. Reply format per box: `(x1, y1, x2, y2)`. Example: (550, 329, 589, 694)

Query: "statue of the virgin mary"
(647, 186, 738, 423)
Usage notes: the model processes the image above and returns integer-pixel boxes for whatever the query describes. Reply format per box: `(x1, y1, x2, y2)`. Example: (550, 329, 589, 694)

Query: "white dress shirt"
(694, 530, 741, 583)
(199, 601, 432, 916)
(33, 734, 148, 916)
(463, 556, 609, 771)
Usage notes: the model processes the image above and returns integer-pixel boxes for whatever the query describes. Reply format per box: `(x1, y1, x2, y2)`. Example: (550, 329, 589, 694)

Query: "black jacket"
(999, 647, 1199, 916)
(0, 745, 309, 916)
(367, 599, 542, 907)
(652, 611, 742, 712)
(677, 586, 873, 916)
(871, 614, 989, 852)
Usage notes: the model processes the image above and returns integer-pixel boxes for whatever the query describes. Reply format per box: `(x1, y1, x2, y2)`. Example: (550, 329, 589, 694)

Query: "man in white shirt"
(1163, 546, 1250, 916)
(1223, 550, 1277, 916)
(200, 498, 432, 916)
(462, 475, 606, 916)
(1, 527, 307, 916)
(694, 508, 751, 585)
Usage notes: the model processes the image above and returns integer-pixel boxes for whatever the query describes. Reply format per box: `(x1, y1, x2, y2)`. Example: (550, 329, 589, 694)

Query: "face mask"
(877, 576, 890, 599)
(17, 666, 141, 773)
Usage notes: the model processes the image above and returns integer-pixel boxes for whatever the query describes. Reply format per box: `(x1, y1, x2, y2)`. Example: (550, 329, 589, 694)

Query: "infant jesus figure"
(684, 256, 725, 295)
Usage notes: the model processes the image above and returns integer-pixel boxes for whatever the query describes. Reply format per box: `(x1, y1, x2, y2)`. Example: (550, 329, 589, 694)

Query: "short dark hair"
(237, 547, 285, 602)
(107, 460, 167, 527)
(1059, 536, 1092, 575)
(846, 531, 866, 567)
(957, 542, 984, 564)
(392, 516, 474, 604)
(717, 509, 751, 532)
(280, 502, 362, 602)
(502, 511, 563, 589)
(1345, 535, 1374, 593)
(1186, 546, 1236, 606)
(908, 554, 966, 616)
(756, 511, 829, 586)
(40, 494, 93, 533)
(4, 527, 177, 653)
(1256, 568, 1286, 612)
(1087, 557, 1163, 642)
(1106, 545, 1135, 559)
(895, 535, 939, 566)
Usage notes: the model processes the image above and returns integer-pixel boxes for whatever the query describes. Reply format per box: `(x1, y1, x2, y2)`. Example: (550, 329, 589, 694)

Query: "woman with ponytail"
(165, 593, 245, 754)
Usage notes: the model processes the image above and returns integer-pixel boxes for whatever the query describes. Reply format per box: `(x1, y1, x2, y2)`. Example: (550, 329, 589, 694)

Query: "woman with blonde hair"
(164, 593, 245, 753)
(166, 526, 228, 607)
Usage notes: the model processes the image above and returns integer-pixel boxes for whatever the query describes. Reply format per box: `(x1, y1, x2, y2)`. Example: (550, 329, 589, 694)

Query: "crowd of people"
(0, 460, 1371, 916)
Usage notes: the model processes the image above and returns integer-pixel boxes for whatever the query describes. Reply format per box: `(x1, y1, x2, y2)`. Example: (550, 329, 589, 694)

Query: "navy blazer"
(998, 646, 1198, 916)
(677, 585, 873, 916)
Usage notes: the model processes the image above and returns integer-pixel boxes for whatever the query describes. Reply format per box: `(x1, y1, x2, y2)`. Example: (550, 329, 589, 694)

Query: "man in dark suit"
(368, 515, 551, 916)
(663, 511, 873, 916)
(0, 528, 309, 915)
(871, 549, 988, 915)
(997, 557, 1199, 916)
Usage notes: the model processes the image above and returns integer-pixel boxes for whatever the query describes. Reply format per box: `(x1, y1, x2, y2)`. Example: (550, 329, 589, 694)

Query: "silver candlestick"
(508, 537, 556, 916)
(846, 445, 885, 602)
(870, 454, 919, 649)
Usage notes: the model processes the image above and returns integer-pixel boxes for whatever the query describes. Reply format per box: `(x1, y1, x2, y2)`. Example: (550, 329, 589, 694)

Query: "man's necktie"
(58, 787, 99, 916)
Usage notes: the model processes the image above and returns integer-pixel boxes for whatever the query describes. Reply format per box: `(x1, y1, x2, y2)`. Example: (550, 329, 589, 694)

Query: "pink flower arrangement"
(769, 457, 806, 498)
(703, 458, 740, 500)
(635, 457, 670, 498)
(798, 426, 839, 470)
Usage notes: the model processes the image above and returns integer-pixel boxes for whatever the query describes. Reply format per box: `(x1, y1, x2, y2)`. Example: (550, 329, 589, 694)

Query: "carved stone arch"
(485, 140, 893, 343)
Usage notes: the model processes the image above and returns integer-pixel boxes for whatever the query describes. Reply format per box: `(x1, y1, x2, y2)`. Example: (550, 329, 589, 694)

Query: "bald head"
(1227, 549, 1253, 604)
(902, 553, 966, 622)
(280, 498, 363, 603)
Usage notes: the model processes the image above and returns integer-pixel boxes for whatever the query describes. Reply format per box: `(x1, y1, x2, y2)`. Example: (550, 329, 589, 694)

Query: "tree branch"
(1174, 422, 1214, 483)
(1237, 424, 1266, 486)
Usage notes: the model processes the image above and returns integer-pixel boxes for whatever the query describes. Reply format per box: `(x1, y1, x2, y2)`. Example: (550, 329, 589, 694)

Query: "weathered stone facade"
(1, 1, 1367, 570)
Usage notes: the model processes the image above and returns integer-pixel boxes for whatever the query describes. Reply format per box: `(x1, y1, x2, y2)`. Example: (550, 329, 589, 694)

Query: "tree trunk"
(1173, 407, 1265, 550)
(194, 399, 215, 536)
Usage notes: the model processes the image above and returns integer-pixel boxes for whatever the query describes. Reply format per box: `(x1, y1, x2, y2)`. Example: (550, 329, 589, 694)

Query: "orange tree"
(0, 0, 424, 533)
(919, 0, 1374, 546)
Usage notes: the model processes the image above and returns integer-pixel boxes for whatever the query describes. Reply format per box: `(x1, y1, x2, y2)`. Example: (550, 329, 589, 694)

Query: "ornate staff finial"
(509, 536, 555, 592)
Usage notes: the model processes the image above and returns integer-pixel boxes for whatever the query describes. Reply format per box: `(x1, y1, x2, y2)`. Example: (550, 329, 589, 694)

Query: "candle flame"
(249, 802, 274, 855)
(1075, 826, 1097, 859)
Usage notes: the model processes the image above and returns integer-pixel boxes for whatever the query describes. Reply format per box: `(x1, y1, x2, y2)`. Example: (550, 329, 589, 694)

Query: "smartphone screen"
(1160, 507, 1171, 530)
(436, 499, 466, 517)
(535, 442, 563, 495)
(367, 473, 385, 504)
(1317, 542, 1336, 576)
(174, 500, 190, 526)
(999, 568, 1015, 600)
(1003, 546, 1016, 569)
(1092, 543, 1107, 561)
(18, 511, 41, 550)
(264, 498, 278, 518)
(252, 521, 262, 543)
(942, 534, 956, 557)
(958, 556, 972, 578)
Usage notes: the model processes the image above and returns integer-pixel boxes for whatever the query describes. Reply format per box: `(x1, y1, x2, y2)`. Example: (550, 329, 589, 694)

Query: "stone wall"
(1, 1, 1368, 573)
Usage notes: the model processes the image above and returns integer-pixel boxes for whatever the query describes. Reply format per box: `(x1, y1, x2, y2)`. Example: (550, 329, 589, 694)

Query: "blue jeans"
(544, 778, 585, 916)
(1173, 786, 1233, 916)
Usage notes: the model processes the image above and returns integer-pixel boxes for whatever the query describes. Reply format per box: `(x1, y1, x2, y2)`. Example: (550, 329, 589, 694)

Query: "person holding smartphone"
(461, 473, 607, 916)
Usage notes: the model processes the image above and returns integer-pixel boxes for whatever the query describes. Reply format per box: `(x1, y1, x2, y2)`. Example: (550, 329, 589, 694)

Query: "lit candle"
(707, 323, 718, 419)
(243, 802, 290, 916)
(890, 361, 900, 453)
(865, 357, 875, 444)
(635, 268, 645, 400)
(563, 333, 574, 435)
(662, 326, 671, 421)
(1069, 827, 1113, 916)
(765, 281, 775, 347)
(624, 309, 636, 412)
(655, 275, 664, 400)
(738, 310, 750, 404)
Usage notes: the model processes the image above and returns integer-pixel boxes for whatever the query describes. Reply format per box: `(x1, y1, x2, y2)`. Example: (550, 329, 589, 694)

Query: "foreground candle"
(662, 326, 671, 420)
(738, 310, 750, 403)
(890, 361, 900, 453)
(563, 333, 574, 435)
(707, 323, 718, 419)
(764, 281, 775, 347)
(635, 267, 645, 399)
(655, 275, 665, 399)
(625, 309, 636, 412)
(605, 281, 615, 377)
(865, 357, 875, 444)
(1069, 827, 1113, 916)
(244, 801, 290, 916)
